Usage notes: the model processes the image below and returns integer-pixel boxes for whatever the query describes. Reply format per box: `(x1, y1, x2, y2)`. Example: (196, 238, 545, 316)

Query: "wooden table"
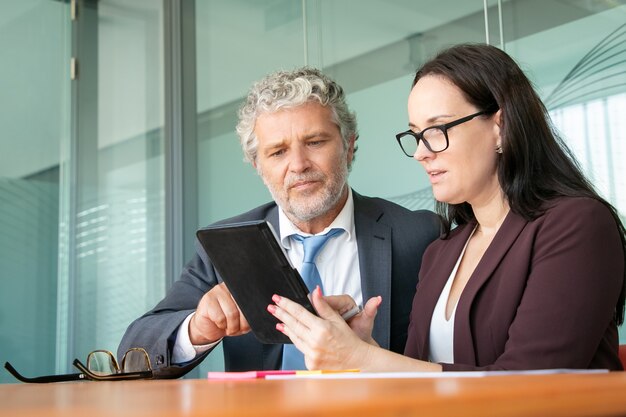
(1, 372, 626, 417)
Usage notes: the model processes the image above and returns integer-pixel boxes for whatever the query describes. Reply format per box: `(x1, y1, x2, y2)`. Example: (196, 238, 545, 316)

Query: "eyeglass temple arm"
(4, 362, 87, 384)
(72, 359, 152, 381)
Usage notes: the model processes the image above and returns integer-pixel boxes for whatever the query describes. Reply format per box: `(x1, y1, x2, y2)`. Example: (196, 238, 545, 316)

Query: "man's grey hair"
(236, 67, 358, 165)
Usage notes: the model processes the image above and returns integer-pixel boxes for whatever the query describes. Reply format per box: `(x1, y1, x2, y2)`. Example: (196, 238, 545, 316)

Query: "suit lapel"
(353, 192, 393, 348)
(266, 207, 280, 236)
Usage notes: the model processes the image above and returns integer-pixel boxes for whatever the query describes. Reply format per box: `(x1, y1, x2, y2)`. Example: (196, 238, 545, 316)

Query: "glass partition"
(0, 0, 69, 384)
(1, 0, 167, 381)
(59, 0, 167, 367)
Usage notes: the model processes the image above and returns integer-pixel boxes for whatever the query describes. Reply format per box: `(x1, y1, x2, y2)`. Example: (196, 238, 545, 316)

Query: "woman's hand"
(269, 287, 442, 373)
(324, 294, 381, 346)
(267, 287, 380, 370)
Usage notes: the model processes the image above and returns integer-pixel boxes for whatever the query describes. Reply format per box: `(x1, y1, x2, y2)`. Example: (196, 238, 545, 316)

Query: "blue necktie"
(281, 228, 344, 370)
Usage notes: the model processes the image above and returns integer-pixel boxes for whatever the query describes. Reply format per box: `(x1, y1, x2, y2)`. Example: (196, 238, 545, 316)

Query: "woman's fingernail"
(276, 323, 285, 332)
(272, 294, 281, 303)
(267, 304, 276, 314)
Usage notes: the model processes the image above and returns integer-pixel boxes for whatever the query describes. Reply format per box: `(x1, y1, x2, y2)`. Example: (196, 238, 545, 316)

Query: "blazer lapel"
(453, 211, 528, 363)
(353, 192, 393, 348)
(412, 223, 475, 359)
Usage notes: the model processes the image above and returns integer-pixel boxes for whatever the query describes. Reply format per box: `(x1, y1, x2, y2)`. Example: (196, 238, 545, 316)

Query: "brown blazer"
(405, 197, 624, 371)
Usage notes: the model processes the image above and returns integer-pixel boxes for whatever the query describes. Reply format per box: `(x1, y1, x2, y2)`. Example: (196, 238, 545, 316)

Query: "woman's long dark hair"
(412, 43, 626, 325)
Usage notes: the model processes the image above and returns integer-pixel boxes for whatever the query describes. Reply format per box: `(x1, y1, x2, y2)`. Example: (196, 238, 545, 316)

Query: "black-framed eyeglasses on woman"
(395, 107, 498, 157)
(4, 347, 153, 383)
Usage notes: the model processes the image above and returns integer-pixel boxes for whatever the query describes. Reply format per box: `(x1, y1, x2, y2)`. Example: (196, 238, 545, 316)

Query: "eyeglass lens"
(399, 127, 447, 156)
(121, 348, 151, 373)
(87, 351, 120, 376)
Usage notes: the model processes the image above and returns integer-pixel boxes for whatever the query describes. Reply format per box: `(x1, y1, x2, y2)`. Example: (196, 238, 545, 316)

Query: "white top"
(428, 226, 476, 364)
(172, 189, 361, 364)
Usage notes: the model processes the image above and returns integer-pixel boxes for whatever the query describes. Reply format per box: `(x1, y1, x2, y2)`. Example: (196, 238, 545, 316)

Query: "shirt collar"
(279, 187, 355, 249)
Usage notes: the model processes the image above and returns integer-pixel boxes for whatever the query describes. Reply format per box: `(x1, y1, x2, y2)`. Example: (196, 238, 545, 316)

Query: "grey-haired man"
(118, 68, 440, 377)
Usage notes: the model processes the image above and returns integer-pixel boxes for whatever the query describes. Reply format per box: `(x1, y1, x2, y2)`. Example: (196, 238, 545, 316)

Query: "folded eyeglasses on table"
(4, 347, 153, 383)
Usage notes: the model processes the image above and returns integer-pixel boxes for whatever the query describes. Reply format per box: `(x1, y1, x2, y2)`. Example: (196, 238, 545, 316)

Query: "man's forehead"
(257, 129, 335, 149)
(254, 106, 339, 145)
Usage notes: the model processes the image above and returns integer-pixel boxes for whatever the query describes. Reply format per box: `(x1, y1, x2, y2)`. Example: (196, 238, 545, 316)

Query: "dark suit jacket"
(119, 191, 440, 378)
(405, 197, 624, 371)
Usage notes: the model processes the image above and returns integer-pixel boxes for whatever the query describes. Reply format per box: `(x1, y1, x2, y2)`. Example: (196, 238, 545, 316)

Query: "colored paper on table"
(207, 370, 296, 380)
(207, 369, 360, 380)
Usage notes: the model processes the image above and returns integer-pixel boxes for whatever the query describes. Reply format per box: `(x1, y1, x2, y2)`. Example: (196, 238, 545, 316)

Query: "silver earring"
(496, 145, 503, 154)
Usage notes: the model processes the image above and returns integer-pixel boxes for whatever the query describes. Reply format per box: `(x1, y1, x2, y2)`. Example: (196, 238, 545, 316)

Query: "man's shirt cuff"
(171, 312, 222, 364)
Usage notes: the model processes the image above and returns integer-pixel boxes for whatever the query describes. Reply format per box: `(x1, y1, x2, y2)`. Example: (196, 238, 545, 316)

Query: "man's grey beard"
(261, 163, 349, 223)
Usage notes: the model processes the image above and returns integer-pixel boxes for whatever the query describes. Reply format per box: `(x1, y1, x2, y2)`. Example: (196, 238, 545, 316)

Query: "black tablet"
(196, 220, 315, 344)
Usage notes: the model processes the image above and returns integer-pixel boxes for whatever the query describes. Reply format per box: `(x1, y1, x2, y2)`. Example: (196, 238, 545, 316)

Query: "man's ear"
(346, 134, 356, 163)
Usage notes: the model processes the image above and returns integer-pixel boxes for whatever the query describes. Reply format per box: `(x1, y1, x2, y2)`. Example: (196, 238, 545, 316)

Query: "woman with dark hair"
(268, 43, 625, 371)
